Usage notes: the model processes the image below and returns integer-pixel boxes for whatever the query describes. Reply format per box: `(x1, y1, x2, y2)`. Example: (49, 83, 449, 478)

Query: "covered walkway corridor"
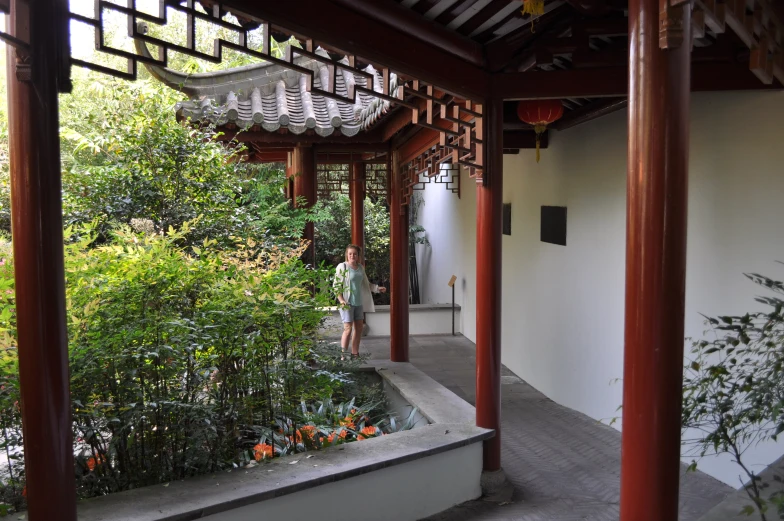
(361, 334, 733, 521)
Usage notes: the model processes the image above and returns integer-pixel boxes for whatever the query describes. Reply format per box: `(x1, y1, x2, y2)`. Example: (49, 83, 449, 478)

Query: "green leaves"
(683, 268, 784, 521)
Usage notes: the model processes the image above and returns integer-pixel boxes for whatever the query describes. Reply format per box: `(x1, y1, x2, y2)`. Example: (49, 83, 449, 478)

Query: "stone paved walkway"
(359, 334, 733, 521)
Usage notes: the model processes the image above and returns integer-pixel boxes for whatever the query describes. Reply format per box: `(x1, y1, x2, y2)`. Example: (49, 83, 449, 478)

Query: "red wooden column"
(476, 97, 503, 471)
(6, 1, 77, 520)
(349, 162, 365, 255)
(389, 150, 409, 362)
(620, 0, 692, 518)
(285, 152, 294, 203)
(292, 145, 317, 266)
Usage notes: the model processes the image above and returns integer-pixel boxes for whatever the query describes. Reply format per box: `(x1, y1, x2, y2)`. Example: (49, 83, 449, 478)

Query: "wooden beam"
(313, 143, 391, 153)
(221, 0, 489, 99)
(398, 126, 543, 163)
(496, 67, 626, 99)
(485, 4, 575, 71)
(503, 130, 548, 149)
(552, 98, 627, 131)
(454, 0, 511, 36)
(378, 99, 427, 142)
(250, 151, 289, 162)
(494, 62, 783, 99)
(329, 0, 484, 66)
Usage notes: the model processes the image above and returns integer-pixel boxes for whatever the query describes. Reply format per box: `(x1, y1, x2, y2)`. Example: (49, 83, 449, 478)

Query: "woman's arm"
(333, 264, 348, 305)
(364, 270, 386, 294)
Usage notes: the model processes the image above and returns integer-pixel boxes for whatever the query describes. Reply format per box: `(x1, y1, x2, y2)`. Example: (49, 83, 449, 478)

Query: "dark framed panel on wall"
(541, 206, 567, 246)
(503, 204, 511, 235)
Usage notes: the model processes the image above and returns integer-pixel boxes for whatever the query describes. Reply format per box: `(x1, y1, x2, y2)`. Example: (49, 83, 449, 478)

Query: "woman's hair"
(344, 244, 362, 261)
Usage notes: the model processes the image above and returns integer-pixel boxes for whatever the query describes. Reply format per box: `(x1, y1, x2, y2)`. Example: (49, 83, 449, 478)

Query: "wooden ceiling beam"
(221, 0, 489, 99)
(435, 0, 476, 26)
(551, 97, 627, 131)
(485, 4, 575, 71)
(493, 62, 783, 99)
(458, 0, 519, 37)
(421, 0, 461, 18)
(328, 0, 484, 66)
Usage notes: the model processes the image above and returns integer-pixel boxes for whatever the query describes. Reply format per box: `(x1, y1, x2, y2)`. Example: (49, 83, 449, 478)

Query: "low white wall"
(415, 90, 784, 486)
(202, 444, 481, 521)
(321, 304, 462, 337)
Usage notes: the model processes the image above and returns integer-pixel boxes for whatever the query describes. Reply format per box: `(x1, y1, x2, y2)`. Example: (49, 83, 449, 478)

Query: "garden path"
(359, 334, 734, 521)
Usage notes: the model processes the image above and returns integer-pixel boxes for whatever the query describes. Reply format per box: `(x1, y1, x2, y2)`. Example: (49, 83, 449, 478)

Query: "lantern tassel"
(521, 0, 545, 32)
(534, 123, 546, 163)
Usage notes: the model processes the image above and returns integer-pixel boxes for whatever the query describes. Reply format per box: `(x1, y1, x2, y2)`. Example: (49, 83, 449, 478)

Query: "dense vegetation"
(0, 57, 401, 517)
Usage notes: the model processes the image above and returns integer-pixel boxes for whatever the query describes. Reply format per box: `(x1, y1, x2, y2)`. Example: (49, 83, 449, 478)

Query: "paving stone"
(356, 335, 733, 521)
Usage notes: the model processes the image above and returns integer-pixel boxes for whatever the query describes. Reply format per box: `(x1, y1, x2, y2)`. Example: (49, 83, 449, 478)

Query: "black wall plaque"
(503, 204, 512, 235)
(541, 206, 567, 246)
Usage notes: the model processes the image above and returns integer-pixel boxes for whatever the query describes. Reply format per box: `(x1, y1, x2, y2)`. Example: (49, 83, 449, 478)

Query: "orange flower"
(300, 425, 317, 441)
(253, 443, 274, 461)
(359, 426, 378, 439)
(327, 430, 348, 443)
(86, 454, 105, 471)
(339, 417, 355, 429)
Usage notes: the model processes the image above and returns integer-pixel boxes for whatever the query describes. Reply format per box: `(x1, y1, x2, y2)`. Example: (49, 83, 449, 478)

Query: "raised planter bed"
(76, 360, 492, 521)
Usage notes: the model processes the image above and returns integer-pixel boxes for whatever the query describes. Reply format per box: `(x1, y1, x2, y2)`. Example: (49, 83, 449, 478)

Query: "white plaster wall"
(416, 167, 477, 341)
(320, 306, 461, 336)
(202, 444, 482, 521)
(415, 90, 784, 486)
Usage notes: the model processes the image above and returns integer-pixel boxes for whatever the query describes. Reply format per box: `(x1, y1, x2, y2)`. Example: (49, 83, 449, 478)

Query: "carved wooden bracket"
(0, 0, 32, 82)
(659, 0, 687, 49)
(679, 0, 784, 84)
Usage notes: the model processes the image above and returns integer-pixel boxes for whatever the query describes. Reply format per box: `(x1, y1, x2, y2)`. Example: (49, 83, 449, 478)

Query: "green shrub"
(0, 225, 372, 508)
(683, 269, 784, 520)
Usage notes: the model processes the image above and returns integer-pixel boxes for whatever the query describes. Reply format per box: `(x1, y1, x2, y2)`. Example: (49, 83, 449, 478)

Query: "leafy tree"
(56, 75, 308, 250)
(682, 269, 784, 520)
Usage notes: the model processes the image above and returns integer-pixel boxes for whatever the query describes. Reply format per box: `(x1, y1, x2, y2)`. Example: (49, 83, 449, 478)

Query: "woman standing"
(334, 244, 386, 357)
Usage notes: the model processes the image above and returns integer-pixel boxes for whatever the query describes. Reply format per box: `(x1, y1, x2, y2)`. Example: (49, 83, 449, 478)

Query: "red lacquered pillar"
(350, 162, 365, 256)
(292, 145, 317, 266)
(476, 97, 503, 471)
(6, 1, 77, 519)
(389, 150, 409, 362)
(620, 0, 692, 519)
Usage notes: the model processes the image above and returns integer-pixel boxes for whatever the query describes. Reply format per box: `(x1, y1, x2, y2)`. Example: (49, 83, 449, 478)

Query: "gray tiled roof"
(137, 38, 399, 137)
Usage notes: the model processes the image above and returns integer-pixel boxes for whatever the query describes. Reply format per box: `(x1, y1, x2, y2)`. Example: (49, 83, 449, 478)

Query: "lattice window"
(317, 163, 350, 199)
(402, 146, 461, 206)
(365, 163, 388, 200)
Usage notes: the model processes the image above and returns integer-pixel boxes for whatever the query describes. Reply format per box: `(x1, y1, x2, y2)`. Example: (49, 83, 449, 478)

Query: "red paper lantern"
(517, 100, 564, 163)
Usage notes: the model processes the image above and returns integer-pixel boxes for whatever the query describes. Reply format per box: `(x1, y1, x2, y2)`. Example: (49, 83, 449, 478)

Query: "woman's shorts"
(339, 305, 364, 323)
